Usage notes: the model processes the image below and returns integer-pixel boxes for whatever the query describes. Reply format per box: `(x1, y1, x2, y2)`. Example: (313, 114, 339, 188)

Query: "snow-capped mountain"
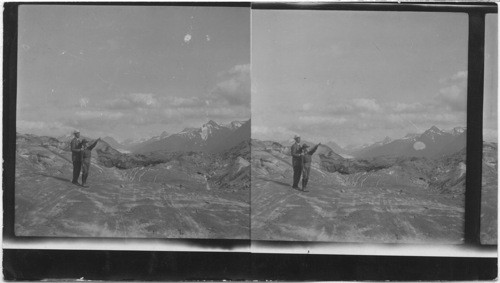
(450, 127, 466, 136)
(401, 133, 420, 141)
(131, 120, 249, 154)
(421, 126, 446, 142)
(353, 126, 466, 159)
(222, 121, 245, 131)
(200, 120, 224, 141)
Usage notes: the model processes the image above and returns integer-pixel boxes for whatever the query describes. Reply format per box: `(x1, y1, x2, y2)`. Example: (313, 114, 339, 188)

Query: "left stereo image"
(14, 5, 251, 239)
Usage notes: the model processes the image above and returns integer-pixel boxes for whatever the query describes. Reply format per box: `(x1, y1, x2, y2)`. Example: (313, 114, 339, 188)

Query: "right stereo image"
(251, 7, 496, 244)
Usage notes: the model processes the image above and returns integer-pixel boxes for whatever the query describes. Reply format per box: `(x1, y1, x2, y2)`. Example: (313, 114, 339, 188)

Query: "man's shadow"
(36, 173, 72, 184)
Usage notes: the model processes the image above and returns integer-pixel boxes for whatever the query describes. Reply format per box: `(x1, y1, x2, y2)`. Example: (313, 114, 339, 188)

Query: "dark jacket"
(70, 137, 82, 162)
(81, 140, 98, 160)
(302, 144, 319, 164)
(291, 143, 302, 166)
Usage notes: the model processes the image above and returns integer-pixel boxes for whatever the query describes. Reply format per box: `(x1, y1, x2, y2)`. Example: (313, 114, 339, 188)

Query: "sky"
(252, 11, 472, 147)
(483, 14, 498, 143)
(16, 5, 250, 141)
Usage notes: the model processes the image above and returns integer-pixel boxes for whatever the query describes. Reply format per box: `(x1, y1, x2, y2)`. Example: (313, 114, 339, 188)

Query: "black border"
(464, 11, 486, 245)
(3, 250, 498, 281)
(252, 2, 497, 13)
(3, 1, 18, 243)
(3, 2, 498, 281)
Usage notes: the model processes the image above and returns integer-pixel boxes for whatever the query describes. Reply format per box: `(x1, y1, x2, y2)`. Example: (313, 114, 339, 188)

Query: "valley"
(251, 127, 468, 243)
(15, 120, 250, 239)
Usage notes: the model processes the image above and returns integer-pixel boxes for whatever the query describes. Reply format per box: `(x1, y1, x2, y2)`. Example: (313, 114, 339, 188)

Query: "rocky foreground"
(251, 140, 466, 243)
(15, 133, 250, 239)
(481, 141, 498, 245)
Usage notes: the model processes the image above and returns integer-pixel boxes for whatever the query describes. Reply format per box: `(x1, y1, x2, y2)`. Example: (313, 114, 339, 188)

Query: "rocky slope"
(15, 132, 250, 239)
(251, 139, 465, 243)
(481, 141, 498, 245)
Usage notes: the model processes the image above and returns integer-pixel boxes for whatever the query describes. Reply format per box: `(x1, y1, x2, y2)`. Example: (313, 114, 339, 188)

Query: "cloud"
(22, 63, 252, 139)
(302, 103, 313, 111)
(17, 120, 72, 133)
(436, 71, 467, 111)
(352, 98, 382, 112)
(389, 102, 426, 113)
(452, 71, 467, 80)
(253, 92, 467, 145)
(129, 93, 158, 107)
(439, 71, 467, 84)
(298, 115, 347, 126)
(210, 64, 250, 106)
(75, 110, 125, 121)
(166, 96, 205, 108)
(252, 125, 295, 141)
(104, 93, 158, 110)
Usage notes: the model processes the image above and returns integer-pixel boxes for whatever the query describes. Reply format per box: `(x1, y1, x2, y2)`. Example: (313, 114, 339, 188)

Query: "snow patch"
(201, 125, 209, 140)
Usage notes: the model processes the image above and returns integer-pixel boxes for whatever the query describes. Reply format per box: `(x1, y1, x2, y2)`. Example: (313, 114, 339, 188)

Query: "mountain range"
(99, 120, 249, 154)
(15, 119, 251, 238)
(329, 126, 466, 159)
(133, 120, 248, 154)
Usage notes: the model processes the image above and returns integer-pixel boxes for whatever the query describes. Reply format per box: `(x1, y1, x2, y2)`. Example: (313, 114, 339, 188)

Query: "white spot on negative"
(184, 34, 192, 43)
(413, 141, 426, 151)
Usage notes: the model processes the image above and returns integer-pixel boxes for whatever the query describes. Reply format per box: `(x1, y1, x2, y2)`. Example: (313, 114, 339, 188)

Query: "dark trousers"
(72, 159, 81, 183)
(81, 159, 90, 185)
(292, 159, 302, 188)
(302, 163, 311, 188)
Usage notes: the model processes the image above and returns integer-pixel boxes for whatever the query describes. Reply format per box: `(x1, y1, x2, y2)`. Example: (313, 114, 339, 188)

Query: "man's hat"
(73, 130, 80, 134)
(294, 134, 300, 140)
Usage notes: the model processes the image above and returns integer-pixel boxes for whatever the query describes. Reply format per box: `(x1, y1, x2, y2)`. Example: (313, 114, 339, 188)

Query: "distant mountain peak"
(427, 125, 443, 133)
(223, 120, 245, 130)
(451, 127, 466, 135)
(181, 127, 198, 133)
(205, 120, 220, 127)
(402, 133, 419, 140)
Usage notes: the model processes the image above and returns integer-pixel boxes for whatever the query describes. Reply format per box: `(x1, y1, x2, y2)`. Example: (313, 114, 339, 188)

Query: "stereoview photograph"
(15, 5, 250, 238)
(481, 14, 498, 245)
(251, 11, 469, 243)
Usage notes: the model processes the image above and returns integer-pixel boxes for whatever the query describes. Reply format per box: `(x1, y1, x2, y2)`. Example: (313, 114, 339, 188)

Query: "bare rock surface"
(251, 140, 465, 243)
(481, 141, 498, 245)
(15, 133, 249, 239)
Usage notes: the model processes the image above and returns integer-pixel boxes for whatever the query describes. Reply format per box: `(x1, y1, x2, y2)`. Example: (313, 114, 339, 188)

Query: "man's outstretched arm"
(87, 139, 100, 151)
(309, 144, 320, 155)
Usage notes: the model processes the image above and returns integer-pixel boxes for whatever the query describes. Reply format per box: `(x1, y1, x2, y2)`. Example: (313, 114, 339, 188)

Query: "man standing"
(301, 143, 320, 192)
(291, 135, 303, 189)
(80, 138, 100, 188)
(70, 130, 82, 185)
